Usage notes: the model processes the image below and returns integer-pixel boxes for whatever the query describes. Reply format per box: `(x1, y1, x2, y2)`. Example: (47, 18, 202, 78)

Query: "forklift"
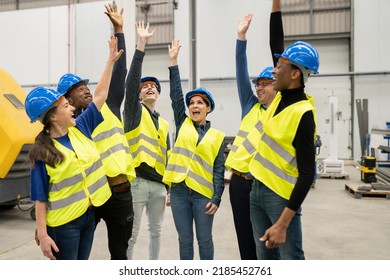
(0, 68, 42, 219)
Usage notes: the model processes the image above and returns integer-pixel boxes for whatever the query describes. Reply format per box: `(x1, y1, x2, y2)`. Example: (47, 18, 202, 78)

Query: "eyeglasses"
(254, 82, 273, 88)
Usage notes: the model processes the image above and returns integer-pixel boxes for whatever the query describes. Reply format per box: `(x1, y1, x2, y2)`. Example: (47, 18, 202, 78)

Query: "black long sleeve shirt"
(106, 33, 127, 120)
(274, 87, 316, 211)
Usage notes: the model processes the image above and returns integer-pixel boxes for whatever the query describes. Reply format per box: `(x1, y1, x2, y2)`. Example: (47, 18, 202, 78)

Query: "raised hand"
(104, 2, 124, 33)
(108, 35, 124, 63)
(137, 21, 155, 43)
(237, 13, 253, 40)
(168, 40, 181, 66)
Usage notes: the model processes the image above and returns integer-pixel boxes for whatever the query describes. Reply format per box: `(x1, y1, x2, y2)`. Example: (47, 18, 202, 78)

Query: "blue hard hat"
(140, 76, 161, 93)
(185, 87, 215, 113)
(25, 87, 64, 123)
(57, 73, 89, 95)
(274, 41, 319, 74)
(252, 66, 274, 84)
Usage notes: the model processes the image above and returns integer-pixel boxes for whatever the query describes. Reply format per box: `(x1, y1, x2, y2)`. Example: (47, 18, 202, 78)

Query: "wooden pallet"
(345, 184, 390, 199)
(318, 172, 350, 179)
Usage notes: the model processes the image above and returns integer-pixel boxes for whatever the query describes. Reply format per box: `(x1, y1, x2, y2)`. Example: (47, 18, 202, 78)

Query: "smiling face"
(66, 82, 92, 109)
(51, 96, 76, 128)
(188, 95, 211, 125)
(254, 78, 277, 107)
(139, 82, 160, 105)
(272, 57, 302, 91)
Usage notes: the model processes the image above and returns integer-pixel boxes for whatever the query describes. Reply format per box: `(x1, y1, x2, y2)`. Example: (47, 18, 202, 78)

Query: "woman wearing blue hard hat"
(25, 35, 123, 260)
(162, 40, 225, 260)
(248, 40, 319, 260)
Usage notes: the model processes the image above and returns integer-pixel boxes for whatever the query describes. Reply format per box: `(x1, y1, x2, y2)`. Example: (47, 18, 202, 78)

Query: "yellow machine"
(0, 68, 42, 209)
(361, 156, 377, 183)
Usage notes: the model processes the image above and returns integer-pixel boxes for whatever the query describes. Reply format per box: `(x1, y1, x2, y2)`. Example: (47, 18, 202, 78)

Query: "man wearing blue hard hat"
(248, 39, 319, 260)
(225, 0, 284, 260)
(123, 21, 170, 260)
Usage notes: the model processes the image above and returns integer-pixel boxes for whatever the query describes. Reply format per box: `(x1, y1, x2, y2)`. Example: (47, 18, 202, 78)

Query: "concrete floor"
(0, 164, 389, 260)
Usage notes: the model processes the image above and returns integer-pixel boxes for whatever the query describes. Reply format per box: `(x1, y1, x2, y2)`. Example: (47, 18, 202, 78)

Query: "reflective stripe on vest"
(125, 105, 169, 176)
(225, 104, 265, 173)
(163, 117, 225, 199)
(46, 128, 111, 227)
(92, 103, 136, 181)
(249, 95, 316, 200)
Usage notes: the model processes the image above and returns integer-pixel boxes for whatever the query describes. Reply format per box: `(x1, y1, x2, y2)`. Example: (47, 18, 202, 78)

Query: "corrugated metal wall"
(135, 0, 174, 47)
(283, 0, 351, 37)
(0, 0, 350, 44)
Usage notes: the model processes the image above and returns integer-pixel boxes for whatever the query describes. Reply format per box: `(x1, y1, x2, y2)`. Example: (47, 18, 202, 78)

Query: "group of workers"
(25, 0, 319, 261)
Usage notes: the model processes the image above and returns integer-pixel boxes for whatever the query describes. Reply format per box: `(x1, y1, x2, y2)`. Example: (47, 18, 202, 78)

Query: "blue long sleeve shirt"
(235, 11, 285, 119)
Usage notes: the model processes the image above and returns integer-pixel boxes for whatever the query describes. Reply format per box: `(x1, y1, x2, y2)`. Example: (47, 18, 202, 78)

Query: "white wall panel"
(302, 39, 351, 160)
(353, 0, 390, 160)
(48, 6, 69, 84)
(1, 9, 51, 85)
(0, 0, 135, 86)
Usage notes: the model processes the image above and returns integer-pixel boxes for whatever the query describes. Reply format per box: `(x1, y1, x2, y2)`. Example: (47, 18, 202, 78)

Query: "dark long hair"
(27, 107, 65, 168)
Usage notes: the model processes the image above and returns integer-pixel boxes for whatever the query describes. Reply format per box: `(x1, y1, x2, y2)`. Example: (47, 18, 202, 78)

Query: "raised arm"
(237, 13, 252, 41)
(93, 35, 123, 111)
(168, 40, 186, 133)
(123, 21, 155, 132)
(270, 0, 284, 66)
(236, 13, 258, 119)
(104, 2, 124, 33)
(136, 21, 155, 52)
(105, 2, 127, 120)
(272, 0, 281, 12)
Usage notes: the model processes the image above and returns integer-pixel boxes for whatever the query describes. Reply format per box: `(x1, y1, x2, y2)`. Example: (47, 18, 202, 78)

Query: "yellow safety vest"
(249, 93, 316, 199)
(163, 117, 225, 199)
(126, 105, 169, 176)
(225, 103, 265, 173)
(46, 128, 111, 227)
(93, 103, 135, 182)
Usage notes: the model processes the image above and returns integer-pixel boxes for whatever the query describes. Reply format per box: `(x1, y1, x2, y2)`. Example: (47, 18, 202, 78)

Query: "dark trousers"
(95, 184, 134, 260)
(229, 173, 257, 260)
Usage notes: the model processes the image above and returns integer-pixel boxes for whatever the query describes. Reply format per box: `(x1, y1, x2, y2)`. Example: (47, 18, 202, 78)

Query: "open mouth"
(146, 91, 155, 96)
(192, 111, 200, 117)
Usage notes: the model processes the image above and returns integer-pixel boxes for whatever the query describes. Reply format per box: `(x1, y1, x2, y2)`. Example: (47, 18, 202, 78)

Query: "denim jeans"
(249, 180, 305, 260)
(95, 183, 134, 260)
(127, 177, 166, 260)
(170, 183, 214, 260)
(47, 207, 95, 260)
